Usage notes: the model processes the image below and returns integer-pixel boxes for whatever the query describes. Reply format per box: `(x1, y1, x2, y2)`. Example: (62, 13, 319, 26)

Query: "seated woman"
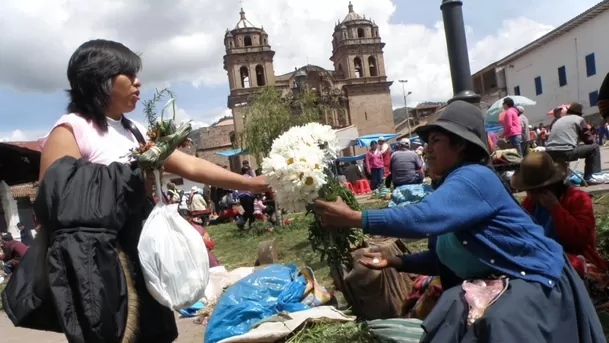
(512, 151, 608, 277)
(315, 100, 604, 342)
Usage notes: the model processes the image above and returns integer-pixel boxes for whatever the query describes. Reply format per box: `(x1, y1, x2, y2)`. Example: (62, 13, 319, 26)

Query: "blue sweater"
(364, 164, 565, 288)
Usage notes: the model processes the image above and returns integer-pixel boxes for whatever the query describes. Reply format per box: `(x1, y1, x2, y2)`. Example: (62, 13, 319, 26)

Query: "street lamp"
(440, 0, 480, 104)
(399, 80, 413, 137)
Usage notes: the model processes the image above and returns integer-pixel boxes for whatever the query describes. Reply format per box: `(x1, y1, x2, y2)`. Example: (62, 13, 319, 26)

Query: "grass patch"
(206, 201, 389, 286)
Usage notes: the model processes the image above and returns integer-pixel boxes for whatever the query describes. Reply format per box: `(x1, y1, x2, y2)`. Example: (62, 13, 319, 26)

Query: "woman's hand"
(358, 252, 403, 270)
(314, 196, 362, 228)
(246, 175, 270, 194)
(358, 252, 389, 270)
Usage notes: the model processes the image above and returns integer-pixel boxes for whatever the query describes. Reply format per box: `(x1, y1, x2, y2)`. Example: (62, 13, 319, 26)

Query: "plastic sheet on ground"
(204, 264, 310, 343)
(218, 306, 355, 343)
(388, 184, 433, 207)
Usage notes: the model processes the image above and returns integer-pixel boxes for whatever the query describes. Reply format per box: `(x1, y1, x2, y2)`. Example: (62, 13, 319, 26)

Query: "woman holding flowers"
(315, 100, 604, 342)
(32, 39, 267, 343)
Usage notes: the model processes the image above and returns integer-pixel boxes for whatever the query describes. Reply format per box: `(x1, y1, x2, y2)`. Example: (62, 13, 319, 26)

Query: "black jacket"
(1, 156, 178, 343)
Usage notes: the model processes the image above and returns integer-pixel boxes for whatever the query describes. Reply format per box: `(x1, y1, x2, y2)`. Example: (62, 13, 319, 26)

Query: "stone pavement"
(0, 312, 205, 343)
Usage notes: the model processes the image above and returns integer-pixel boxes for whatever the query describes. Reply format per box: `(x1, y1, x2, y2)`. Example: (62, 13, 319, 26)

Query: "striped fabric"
(366, 318, 425, 342)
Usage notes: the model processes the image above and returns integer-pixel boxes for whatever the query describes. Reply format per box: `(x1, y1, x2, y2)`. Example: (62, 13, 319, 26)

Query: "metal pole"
(440, 0, 480, 104)
(399, 79, 412, 137)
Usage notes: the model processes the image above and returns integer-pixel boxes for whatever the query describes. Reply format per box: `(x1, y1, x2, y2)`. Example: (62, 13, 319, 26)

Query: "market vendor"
(314, 100, 604, 342)
(512, 151, 607, 277)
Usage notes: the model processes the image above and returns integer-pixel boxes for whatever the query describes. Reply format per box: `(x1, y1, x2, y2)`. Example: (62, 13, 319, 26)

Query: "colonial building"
(494, 0, 609, 125)
(222, 2, 394, 164)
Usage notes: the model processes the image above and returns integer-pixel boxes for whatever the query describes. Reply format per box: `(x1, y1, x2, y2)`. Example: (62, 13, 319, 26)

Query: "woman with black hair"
(32, 39, 268, 343)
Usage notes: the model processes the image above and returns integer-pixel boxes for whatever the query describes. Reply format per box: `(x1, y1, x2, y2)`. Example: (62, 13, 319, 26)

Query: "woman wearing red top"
(512, 152, 607, 277)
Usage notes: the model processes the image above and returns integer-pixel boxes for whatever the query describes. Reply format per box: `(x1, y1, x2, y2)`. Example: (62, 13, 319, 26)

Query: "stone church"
(222, 2, 394, 167)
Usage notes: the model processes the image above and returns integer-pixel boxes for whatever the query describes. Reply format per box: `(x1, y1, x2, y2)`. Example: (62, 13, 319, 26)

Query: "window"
(255, 65, 266, 86)
(244, 35, 252, 46)
(353, 57, 363, 78)
(170, 178, 184, 186)
(558, 66, 567, 87)
(585, 53, 596, 77)
(239, 66, 249, 88)
(368, 56, 378, 77)
(513, 86, 520, 96)
(357, 28, 365, 38)
(590, 90, 599, 107)
(534, 76, 543, 95)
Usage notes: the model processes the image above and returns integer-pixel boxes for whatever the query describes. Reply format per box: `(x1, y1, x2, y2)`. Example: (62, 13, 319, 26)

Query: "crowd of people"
(492, 97, 604, 185)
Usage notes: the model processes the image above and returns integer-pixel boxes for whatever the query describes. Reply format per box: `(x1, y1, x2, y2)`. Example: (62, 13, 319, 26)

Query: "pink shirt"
(365, 150, 384, 173)
(38, 114, 148, 165)
(502, 107, 522, 138)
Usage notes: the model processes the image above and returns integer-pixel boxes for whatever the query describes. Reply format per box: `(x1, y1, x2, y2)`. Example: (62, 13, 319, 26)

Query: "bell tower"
(330, 1, 387, 80)
(224, 7, 276, 110)
(329, 1, 394, 142)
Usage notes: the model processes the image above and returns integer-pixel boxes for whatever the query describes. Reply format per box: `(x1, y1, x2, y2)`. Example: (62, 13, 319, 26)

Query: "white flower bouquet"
(262, 122, 365, 269)
(261, 122, 339, 211)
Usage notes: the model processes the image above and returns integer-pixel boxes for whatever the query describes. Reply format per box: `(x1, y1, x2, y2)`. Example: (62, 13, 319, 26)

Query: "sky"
(0, 0, 602, 141)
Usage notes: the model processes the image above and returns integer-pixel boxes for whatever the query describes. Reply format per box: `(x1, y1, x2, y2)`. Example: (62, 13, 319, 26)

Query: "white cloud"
(0, 129, 45, 142)
(0, 0, 556, 107)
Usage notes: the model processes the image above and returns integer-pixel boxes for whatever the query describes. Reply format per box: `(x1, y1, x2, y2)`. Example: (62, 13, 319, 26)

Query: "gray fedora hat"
(415, 100, 489, 159)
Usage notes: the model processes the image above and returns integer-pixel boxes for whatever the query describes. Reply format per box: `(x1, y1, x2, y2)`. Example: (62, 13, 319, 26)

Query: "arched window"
(255, 65, 266, 86)
(262, 38, 267, 45)
(354, 57, 363, 78)
(240, 66, 250, 88)
(357, 28, 365, 38)
(244, 35, 252, 46)
(337, 64, 343, 74)
(368, 56, 378, 77)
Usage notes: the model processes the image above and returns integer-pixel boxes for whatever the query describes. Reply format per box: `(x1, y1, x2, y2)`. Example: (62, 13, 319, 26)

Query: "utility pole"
(399, 80, 413, 137)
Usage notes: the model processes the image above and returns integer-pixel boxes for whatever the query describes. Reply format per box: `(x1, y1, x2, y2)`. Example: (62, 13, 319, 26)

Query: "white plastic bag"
(138, 170, 210, 310)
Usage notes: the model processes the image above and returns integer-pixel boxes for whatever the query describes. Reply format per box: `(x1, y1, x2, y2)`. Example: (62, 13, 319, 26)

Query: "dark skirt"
(421, 259, 606, 343)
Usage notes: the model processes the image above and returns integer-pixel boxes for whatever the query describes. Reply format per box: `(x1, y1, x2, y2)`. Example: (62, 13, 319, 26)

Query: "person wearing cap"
(189, 186, 207, 212)
(546, 102, 601, 184)
(314, 100, 603, 341)
(389, 138, 423, 187)
(512, 151, 607, 278)
(500, 97, 523, 156)
(517, 105, 530, 156)
(550, 107, 565, 130)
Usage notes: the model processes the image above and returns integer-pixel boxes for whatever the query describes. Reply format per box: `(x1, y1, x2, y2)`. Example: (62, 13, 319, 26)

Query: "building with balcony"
(472, 63, 508, 109)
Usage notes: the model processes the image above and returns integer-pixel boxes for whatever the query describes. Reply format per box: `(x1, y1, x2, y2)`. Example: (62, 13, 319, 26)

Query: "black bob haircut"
(66, 39, 141, 132)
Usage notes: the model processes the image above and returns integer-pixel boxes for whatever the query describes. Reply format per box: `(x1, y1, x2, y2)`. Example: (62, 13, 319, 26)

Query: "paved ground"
(0, 313, 205, 343)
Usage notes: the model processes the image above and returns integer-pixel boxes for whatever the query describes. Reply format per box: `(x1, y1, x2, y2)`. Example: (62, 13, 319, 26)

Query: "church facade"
(223, 2, 394, 165)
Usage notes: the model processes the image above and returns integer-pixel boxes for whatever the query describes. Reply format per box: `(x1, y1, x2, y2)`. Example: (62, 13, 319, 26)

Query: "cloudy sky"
(0, 0, 601, 141)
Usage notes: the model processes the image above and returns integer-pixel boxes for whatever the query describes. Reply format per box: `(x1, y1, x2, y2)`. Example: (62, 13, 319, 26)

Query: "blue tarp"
(485, 124, 503, 134)
(353, 134, 398, 147)
(204, 264, 309, 343)
(216, 148, 246, 157)
(338, 154, 365, 162)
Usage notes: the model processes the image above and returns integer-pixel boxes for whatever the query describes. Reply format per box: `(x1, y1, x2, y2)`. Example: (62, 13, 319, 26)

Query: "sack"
(138, 170, 210, 310)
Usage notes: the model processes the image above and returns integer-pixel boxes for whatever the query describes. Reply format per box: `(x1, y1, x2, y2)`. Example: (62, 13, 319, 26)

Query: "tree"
(237, 86, 333, 163)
